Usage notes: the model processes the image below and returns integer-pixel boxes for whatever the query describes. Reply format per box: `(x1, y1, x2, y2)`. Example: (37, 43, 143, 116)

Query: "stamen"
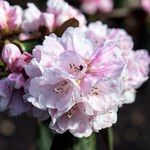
(53, 81, 68, 94)
(67, 106, 76, 118)
(90, 86, 101, 96)
(69, 63, 84, 72)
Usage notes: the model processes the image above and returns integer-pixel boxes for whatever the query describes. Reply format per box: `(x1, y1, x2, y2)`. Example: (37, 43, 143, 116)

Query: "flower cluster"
(81, 0, 113, 14)
(0, 0, 86, 38)
(0, 0, 22, 34)
(0, 43, 49, 120)
(0, 0, 149, 138)
(23, 23, 149, 137)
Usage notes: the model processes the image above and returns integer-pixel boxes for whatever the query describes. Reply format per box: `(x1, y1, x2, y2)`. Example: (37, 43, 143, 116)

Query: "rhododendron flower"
(85, 21, 134, 51)
(2, 43, 32, 72)
(0, 43, 31, 115)
(0, 9, 149, 139)
(47, 0, 86, 27)
(120, 50, 150, 103)
(49, 102, 94, 138)
(0, 0, 22, 34)
(27, 68, 80, 111)
(50, 103, 118, 137)
(24, 22, 150, 137)
(141, 0, 150, 14)
(92, 107, 118, 132)
(85, 21, 108, 47)
(0, 77, 30, 115)
(81, 0, 113, 14)
(0, 43, 49, 119)
(0, 78, 12, 112)
(22, 3, 54, 32)
(25, 26, 126, 137)
(85, 21, 150, 104)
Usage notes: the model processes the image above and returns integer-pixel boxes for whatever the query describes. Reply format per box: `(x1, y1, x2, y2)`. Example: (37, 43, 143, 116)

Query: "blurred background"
(0, 0, 150, 149)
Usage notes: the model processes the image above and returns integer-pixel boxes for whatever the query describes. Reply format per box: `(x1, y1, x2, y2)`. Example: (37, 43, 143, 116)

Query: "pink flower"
(0, 77, 49, 118)
(22, 3, 54, 32)
(85, 21, 108, 47)
(47, 0, 86, 27)
(1, 43, 50, 119)
(25, 27, 125, 137)
(85, 22, 134, 52)
(80, 76, 123, 112)
(23, 23, 149, 137)
(141, 0, 150, 14)
(121, 50, 150, 103)
(2, 43, 21, 71)
(0, 0, 22, 33)
(0, 78, 30, 116)
(2, 43, 32, 72)
(49, 102, 94, 138)
(49, 102, 118, 138)
(8, 88, 31, 116)
(25, 27, 125, 81)
(0, 44, 31, 115)
(92, 108, 118, 131)
(108, 28, 134, 52)
(0, 78, 12, 112)
(27, 68, 80, 111)
(81, 0, 113, 14)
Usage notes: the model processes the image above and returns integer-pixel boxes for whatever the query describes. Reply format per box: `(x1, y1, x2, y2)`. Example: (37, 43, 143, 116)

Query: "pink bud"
(2, 43, 21, 71)
(0, 0, 22, 32)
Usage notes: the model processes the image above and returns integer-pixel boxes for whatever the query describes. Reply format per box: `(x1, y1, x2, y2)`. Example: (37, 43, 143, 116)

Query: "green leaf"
(13, 39, 42, 53)
(21, 40, 41, 53)
(37, 122, 54, 150)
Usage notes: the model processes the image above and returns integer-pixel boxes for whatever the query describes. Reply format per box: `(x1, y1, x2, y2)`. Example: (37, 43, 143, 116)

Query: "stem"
(107, 127, 114, 150)
(101, 127, 114, 150)
(37, 121, 54, 150)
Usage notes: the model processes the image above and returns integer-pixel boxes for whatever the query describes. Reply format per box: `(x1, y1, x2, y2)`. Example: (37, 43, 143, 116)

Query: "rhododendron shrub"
(0, 0, 149, 148)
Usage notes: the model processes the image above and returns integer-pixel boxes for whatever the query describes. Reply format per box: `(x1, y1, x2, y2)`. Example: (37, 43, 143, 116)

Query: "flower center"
(90, 86, 101, 96)
(69, 63, 84, 73)
(53, 81, 69, 95)
(67, 105, 76, 118)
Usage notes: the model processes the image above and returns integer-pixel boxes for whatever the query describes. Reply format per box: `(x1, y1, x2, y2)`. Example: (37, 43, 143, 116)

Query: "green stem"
(37, 121, 54, 150)
(101, 127, 114, 150)
(107, 127, 114, 150)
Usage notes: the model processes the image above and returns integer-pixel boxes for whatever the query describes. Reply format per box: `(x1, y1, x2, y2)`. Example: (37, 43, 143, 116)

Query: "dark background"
(0, 0, 149, 149)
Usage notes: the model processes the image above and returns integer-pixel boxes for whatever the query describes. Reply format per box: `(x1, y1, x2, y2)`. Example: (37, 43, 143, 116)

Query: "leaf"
(13, 39, 42, 53)
(21, 40, 41, 53)
(37, 122, 54, 150)
(0, 59, 8, 79)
